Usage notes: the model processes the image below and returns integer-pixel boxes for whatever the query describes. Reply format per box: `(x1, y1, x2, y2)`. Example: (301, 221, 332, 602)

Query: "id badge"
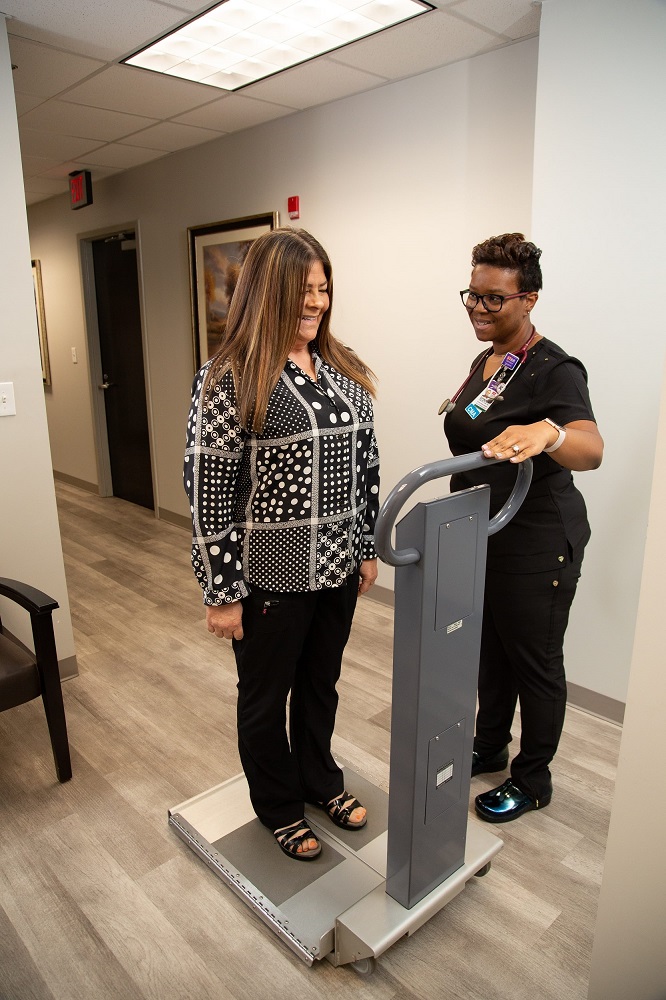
(501, 351, 520, 370)
(466, 378, 503, 418)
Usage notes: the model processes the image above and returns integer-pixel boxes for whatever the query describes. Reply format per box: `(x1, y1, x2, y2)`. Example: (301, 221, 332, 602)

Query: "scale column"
(385, 485, 490, 909)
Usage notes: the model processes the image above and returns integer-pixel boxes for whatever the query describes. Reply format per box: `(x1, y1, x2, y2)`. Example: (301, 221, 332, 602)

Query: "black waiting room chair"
(0, 577, 72, 782)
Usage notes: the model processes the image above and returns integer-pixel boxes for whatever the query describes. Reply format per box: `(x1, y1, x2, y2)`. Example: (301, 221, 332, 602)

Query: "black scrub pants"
(473, 550, 584, 802)
(232, 572, 359, 831)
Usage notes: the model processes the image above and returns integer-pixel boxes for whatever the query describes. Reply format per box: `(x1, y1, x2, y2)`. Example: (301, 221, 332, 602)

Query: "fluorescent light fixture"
(123, 0, 434, 92)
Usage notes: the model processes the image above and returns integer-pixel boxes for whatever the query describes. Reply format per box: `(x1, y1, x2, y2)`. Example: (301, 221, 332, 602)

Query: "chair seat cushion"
(0, 633, 40, 710)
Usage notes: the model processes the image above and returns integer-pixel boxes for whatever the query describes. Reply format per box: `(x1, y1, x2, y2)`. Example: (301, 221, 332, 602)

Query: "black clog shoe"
(471, 746, 509, 777)
(475, 779, 551, 823)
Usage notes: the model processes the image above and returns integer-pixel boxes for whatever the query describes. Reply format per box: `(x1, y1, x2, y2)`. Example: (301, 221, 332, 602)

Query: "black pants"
(232, 573, 359, 830)
(474, 551, 584, 802)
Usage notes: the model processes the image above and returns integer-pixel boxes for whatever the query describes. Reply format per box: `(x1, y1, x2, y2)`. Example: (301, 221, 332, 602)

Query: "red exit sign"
(68, 170, 93, 210)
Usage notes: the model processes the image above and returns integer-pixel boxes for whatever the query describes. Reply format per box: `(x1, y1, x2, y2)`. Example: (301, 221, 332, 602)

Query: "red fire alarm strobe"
(287, 195, 300, 220)
(69, 170, 93, 210)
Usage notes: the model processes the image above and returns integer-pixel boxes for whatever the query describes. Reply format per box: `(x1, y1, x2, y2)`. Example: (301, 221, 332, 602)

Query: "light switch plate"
(0, 382, 17, 416)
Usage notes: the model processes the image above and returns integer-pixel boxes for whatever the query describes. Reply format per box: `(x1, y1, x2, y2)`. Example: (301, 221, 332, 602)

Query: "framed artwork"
(188, 212, 279, 370)
(31, 259, 51, 386)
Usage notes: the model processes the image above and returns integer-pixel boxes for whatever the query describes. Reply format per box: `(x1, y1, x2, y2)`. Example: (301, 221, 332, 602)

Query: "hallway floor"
(0, 483, 621, 999)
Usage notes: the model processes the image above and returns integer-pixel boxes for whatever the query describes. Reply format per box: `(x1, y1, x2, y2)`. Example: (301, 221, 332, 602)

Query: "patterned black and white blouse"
(184, 350, 380, 605)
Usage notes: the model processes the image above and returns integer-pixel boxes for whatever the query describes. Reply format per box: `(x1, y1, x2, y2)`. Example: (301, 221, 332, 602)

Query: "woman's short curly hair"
(471, 233, 543, 292)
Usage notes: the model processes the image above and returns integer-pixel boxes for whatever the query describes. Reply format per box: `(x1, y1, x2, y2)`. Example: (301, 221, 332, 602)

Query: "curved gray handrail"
(374, 452, 533, 567)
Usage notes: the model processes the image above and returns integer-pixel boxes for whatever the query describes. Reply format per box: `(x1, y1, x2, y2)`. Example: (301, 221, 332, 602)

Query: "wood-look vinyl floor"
(0, 483, 622, 999)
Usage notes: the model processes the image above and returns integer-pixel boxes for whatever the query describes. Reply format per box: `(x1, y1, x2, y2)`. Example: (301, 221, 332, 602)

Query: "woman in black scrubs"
(443, 233, 603, 822)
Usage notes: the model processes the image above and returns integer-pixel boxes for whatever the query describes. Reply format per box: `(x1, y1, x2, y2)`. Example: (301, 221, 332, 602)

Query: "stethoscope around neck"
(437, 326, 537, 416)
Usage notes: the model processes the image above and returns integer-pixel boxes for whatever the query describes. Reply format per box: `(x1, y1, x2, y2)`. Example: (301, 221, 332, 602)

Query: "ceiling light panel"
(124, 0, 434, 92)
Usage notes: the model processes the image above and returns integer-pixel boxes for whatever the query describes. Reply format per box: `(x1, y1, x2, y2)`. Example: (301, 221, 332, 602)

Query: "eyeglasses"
(460, 290, 530, 313)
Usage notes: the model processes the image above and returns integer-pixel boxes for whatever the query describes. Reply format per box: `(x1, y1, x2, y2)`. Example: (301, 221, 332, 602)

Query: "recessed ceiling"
(4, 0, 541, 206)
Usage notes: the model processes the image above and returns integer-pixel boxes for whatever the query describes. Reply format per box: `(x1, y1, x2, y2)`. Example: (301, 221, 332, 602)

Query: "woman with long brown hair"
(184, 228, 380, 860)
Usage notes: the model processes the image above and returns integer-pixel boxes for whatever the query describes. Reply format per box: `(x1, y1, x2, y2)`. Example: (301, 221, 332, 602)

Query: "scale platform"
(169, 765, 502, 972)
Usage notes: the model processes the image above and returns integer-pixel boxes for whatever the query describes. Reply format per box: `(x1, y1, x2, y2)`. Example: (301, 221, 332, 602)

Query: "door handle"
(99, 375, 116, 390)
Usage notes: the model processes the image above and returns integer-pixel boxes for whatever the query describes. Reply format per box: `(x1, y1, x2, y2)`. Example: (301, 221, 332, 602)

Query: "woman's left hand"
(358, 559, 378, 595)
(481, 422, 553, 463)
(481, 419, 603, 471)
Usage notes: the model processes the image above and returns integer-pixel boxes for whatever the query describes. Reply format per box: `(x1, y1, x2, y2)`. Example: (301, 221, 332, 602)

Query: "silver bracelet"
(543, 417, 566, 453)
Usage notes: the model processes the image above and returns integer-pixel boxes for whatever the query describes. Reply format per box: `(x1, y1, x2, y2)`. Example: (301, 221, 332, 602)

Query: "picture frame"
(31, 259, 51, 386)
(188, 212, 279, 370)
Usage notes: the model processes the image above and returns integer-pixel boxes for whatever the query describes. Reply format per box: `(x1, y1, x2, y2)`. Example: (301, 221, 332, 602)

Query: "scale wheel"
(474, 862, 491, 878)
(350, 957, 377, 976)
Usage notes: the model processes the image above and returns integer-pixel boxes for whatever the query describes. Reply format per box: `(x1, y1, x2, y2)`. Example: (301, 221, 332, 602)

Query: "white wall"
(0, 19, 75, 675)
(587, 349, 666, 995)
(532, 0, 666, 704)
(27, 38, 538, 571)
(531, 2, 666, 992)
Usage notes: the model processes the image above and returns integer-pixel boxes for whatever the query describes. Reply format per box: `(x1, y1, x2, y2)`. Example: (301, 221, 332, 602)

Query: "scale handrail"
(374, 452, 533, 566)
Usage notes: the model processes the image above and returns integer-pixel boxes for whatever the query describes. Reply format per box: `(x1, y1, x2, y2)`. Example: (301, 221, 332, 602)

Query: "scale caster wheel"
(474, 862, 491, 877)
(350, 957, 377, 976)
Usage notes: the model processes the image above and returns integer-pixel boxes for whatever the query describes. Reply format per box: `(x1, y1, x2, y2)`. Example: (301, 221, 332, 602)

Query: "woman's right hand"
(206, 602, 244, 641)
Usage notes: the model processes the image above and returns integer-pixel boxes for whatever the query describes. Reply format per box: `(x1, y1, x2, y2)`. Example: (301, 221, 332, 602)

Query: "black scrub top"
(444, 336, 596, 573)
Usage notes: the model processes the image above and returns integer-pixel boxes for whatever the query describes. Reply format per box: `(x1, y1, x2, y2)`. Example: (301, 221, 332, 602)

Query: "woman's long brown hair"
(204, 228, 376, 434)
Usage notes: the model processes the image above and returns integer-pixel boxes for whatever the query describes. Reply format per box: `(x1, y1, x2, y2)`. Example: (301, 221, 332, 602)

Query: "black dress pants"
(474, 550, 584, 802)
(232, 572, 359, 830)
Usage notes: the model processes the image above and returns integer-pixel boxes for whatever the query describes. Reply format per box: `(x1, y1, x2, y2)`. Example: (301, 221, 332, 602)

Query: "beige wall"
(532, 0, 666, 705)
(26, 37, 538, 536)
(588, 348, 666, 994)
(533, 1, 666, 994)
(0, 19, 75, 675)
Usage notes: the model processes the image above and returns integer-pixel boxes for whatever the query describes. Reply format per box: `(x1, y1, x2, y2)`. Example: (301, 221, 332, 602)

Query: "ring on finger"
(512, 444, 520, 453)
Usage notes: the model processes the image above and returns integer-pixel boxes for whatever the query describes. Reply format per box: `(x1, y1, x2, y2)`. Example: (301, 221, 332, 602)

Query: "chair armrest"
(0, 578, 59, 616)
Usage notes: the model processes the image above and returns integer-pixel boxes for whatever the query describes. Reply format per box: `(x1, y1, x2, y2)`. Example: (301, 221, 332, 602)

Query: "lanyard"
(438, 327, 537, 416)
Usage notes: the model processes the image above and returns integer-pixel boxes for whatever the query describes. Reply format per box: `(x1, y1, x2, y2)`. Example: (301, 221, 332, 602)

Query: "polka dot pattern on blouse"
(184, 351, 380, 605)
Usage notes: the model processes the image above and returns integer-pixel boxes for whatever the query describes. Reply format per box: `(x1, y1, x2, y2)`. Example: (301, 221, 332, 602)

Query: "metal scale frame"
(169, 452, 532, 973)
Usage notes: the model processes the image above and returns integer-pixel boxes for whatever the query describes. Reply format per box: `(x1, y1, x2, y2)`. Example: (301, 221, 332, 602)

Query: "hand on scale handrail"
(374, 451, 533, 567)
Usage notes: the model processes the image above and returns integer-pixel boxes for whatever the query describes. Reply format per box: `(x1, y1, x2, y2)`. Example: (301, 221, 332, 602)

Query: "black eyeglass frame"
(459, 289, 530, 313)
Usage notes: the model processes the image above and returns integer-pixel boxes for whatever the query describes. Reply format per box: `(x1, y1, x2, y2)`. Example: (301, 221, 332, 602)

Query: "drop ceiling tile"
(448, 0, 540, 39)
(245, 59, 387, 110)
(19, 128, 103, 161)
(119, 121, 224, 151)
(327, 9, 499, 79)
(62, 64, 219, 118)
(22, 176, 70, 197)
(25, 188, 64, 206)
(40, 161, 124, 180)
(22, 153, 66, 177)
(77, 143, 170, 168)
(8, 35, 105, 98)
(18, 101, 159, 141)
(174, 94, 294, 132)
(14, 92, 46, 116)
(4, 0, 196, 61)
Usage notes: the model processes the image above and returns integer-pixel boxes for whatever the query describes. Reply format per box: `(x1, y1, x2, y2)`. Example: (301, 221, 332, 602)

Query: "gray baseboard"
(59, 654, 78, 680)
(158, 508, 190, 530)
(364, 584, 394, 608)
(53, 470, 99, 494)
(566, 681, 624, 725)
